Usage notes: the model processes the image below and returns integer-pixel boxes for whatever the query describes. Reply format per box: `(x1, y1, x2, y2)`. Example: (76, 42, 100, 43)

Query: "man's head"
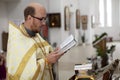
(24, 3, 47, 33)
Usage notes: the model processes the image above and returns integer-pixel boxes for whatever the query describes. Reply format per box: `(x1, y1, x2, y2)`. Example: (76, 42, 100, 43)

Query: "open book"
(74, 63, 92, 70)
(58, 35, 77, 53)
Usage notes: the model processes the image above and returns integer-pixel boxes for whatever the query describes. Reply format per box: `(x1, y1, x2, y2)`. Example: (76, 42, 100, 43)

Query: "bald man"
(7, 3, 63, 80)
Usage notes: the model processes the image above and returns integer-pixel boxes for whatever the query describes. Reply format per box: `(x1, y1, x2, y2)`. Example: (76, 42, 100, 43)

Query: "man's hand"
(46, 48, 64, 64)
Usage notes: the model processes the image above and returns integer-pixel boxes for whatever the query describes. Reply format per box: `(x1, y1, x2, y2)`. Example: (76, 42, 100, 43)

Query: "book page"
(58, 35, 77, 53)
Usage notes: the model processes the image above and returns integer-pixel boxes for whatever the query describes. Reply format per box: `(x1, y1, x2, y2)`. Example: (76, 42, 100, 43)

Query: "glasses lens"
(31, 15, 46, 22)
(41, 17, 46, 22)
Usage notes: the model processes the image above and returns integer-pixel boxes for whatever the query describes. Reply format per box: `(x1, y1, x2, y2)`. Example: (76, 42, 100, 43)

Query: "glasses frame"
(31, 15, 47, 22)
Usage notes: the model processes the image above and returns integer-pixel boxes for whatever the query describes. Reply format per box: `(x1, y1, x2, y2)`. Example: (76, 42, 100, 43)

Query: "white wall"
(94, 27, 120, 41)
(94, 0, 120, 41)
(47, 0, 61, 46)
(59, 0, 81, 44)
(78, 0, 94, 44)
(78, 0, 120, 43)
(48, 0, 81, 46)
(7, 0, 49, 22)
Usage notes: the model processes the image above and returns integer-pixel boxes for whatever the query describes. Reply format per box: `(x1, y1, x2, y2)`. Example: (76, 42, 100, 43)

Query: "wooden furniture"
(94, 59, 119, 80)
(93, 33, 108, 67)
(2, 32, 8, 52)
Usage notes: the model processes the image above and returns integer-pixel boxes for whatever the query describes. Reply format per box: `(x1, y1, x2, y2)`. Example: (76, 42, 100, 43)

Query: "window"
(99, 0, 112, 27)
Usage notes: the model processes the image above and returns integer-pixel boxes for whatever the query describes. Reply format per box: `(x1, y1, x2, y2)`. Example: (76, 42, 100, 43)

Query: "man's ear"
(27, 15, 32, 20)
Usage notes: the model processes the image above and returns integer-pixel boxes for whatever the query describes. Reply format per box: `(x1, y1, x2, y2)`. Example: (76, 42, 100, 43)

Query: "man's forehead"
(35, 8, 46, 17)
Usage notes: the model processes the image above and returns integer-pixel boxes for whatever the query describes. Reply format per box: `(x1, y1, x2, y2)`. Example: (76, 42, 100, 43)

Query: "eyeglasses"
(31, 15, 47, 22)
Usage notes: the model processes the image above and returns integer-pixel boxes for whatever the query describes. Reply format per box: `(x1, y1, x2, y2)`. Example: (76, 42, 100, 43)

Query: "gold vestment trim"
(32, 63, 41, 80)
(14, 44, 37, 79)
(9, 21, 20, 30)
